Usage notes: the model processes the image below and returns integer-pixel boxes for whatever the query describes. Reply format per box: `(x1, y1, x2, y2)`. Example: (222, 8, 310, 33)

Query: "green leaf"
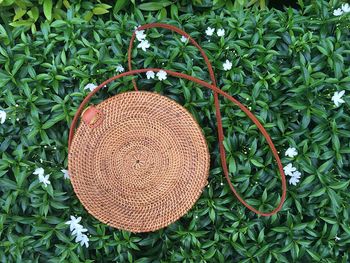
(51, 20, 66, 27)
(250, 159, 264, 168)
(138, 1, 172, 11)
(306, 249, 321, 261)
(12, 59, 24, 76)
(257, 228, 264, 243)
(43, 0, 53, 20)
(9, 20, 33, 27)
(0, 178, 17, 190)
(114, 0, 128, 13)
(209, 208, 215, 222)
(28, 7, 39, 21)
(93, 7, 110, 15)
(229, 157, 236, 173)
(329, 180, 350, 190)
(316, 46, 328, 56)
(0, 71, 11, 87)
(13, 8, 26, 21)
(42, 114, 65, 129)
(272, 226, 289, 233)
(309, 187, 326, 197)
(204, 246, 216, 260)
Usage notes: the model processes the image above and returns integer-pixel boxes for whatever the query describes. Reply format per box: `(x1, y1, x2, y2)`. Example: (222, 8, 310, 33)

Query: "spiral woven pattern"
(68, 91, 210, 232)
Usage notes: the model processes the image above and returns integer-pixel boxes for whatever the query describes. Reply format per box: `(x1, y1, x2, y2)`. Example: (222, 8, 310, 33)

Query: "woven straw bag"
(68, 23, 287, 233)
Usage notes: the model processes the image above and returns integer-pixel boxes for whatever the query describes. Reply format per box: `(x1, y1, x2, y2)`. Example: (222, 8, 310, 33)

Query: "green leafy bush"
(0, 0, 269, 33)
(0, 1, 350, 262)
(0, 0, 112, 32)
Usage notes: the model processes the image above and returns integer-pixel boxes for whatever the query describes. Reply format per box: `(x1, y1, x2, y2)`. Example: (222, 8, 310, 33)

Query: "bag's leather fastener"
(81, 105, 104, 128)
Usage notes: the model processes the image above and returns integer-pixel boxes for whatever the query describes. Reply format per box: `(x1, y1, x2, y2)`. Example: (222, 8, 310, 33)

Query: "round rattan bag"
(68, 91, 210, 232)
(68, 23, 287, 233)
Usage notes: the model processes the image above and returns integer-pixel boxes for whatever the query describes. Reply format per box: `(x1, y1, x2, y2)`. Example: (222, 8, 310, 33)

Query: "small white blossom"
(72, 225, 88, 236)
(156, 70, 167, 81)
(75, 233, 89, 248)
(33, 167, 45, 177)
(84, 83, 97, 92)
(223, 59, 232, 71)
(341, 3, 350, 13)
(115, 64, 125, 73)
(283, 163, 297, 176)
(205, 27, 215, 36)
(0, 110, 6, 124)
(217, 28, 225, 37)
(65, 216, 82, 232)
(333, 8, 343, 16)
(33, 168, 51, 187)
(38, 174, 51, 187)
(137, 40, 150, 51)
(180, 36, 188, 43)
(146, 71, 155, 79)
(291, 171, 301, 178)
(288, 170, 301, 185)
(285, 147, 298, 158)
(332, 90, 345, 107)
(65, 215, 90, 247)
(289, 176, 300, 186)
(135, 29, 146, 41)
(335, 235, 341, 241)
(61, 169, 70, 180)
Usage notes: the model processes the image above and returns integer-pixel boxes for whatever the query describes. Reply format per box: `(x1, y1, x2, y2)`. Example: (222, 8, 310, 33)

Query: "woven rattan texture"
(68, 91, 210, 232)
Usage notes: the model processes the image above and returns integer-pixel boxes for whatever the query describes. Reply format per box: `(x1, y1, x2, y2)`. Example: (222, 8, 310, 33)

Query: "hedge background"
(0, 0, 349, 262)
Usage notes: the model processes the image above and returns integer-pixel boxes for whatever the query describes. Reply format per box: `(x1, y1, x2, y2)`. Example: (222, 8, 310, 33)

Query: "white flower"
(134, 25, 146, 41)
(135, 29, 146, 41)
(156, 70, 167, 81)
(61, 169, 69, 180)
(341, 3, 350, 13)
(205, 27, 215, 36)
(285, 147, 298, 158)
(38, 174, 51, 187)
(333, 8, 343, 16)
(84, 83, 97, 92)
(137, 40, 150, 51)
(331, 90, 345, 107)
(0, 110, 6, 124)
(65, 216, 82, 231)
(217, 28, 225, 37)
(65, 215, 90, 247)
(33, 167, 44, 177)
(223, 59, 232, 71)
(289, 175, 300, 186)
(283, 163, 297, 176)
(288, 170, 301, 185)
(335, 235, 341, 241)
(72, 225, 88, 236)
(75, 233, 89, 248)
(291, 171, 301, 178)
(146, 70, 155, 79)
(115, 64, 125, 73)
(180, 36, 188, 43)
(33, 167, 51, 187)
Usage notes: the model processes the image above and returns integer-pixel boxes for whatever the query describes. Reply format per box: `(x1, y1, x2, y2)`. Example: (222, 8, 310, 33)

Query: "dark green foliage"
(0, 1, 350, 262)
